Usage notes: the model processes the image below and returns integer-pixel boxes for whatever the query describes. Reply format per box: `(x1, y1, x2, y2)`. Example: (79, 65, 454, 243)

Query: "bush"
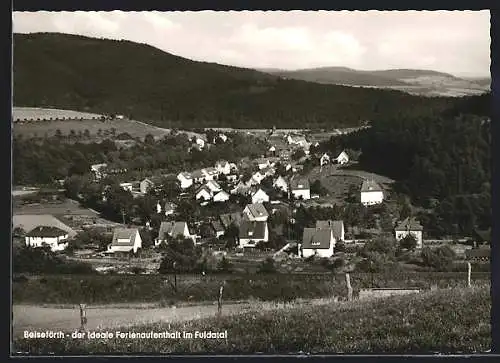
(421, 246, 456, 271)
(258, 257, 277, 274)
(399, 234, 418, 250)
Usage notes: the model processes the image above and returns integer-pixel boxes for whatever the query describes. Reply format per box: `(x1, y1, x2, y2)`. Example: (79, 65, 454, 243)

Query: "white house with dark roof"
(251, 188, 270, 204)
(238, 220, 269, 248)
(250, 171, 265, 185)
(360, 179, 384, 206)
(320, 153, 330, 166)
(205, 180, 222, 193)
(290, 178, 311, 200)
(13, 214, 77, 239)
(25, 226, 69, 252)
(195, 137, 206, 149)
(300, 228, 335, 258)
(316, 220, 345, 242)
(215, 160, 231, 175)
(196, 185, 213, 201)
(191, 169, 205, 184)
(213, 190, 230, 202)
(155, 221, 193, 246)
(177, 172, 193, 189)
(140, 178, 155, 195)
(336, 151, 349, 165)
(273, 176, 289, 192)
(243, 203, 269, 222)
(395, 217, 424, 249)
(164, 202, 177, 216)
(108, 228, 142, 254)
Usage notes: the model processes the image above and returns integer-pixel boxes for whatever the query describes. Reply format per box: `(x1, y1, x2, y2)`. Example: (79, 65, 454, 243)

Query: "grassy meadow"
(13, 286, 491, 354)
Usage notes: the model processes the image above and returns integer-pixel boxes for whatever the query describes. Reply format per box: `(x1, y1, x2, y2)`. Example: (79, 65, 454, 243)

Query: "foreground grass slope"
(14, 286, 490, 354)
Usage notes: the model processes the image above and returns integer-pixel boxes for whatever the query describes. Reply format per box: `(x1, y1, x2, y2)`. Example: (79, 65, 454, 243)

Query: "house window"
(311, 240, 321, 246)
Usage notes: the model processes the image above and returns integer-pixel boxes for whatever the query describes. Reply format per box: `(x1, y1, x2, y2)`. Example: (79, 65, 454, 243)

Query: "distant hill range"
(13, 33, 484, 129)
(260, 67, 490, 97)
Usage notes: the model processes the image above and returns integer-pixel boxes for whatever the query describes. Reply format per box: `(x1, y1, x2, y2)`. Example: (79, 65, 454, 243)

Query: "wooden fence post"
(345, 273, 353, 302)
(218, 282, 225, 316)
(467, 262, 472, 288)
(79, 304, 87, 332)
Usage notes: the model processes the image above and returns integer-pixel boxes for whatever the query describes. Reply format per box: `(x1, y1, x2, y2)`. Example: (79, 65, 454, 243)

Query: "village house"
(251, 188, 270, 204)
(320, 153, 330, 166)
(243, 202, 269, 221)
(316, 220, 345, 242)
(13, 214, 77, 239)
(226, 174, 239, 183)
(191, 169, 205, 184)
(164, 202, 177, 216)
(360, 179, 384, 206)
(255, 158, 272, 170)
(177, 172, 193, 189)
(268, 145, 276, 155)
(238, 220, 269, 248)
(202, 167, 219, 181)
(218, 133, 228, 143)
(290, 178, 311, 200)
(155, 221, 193, 246)
(140, 178, 155, 195)
(286, 134, 309, 148)
(300, 228, 336, 258)
(195, 137, 206, 149)
(196, 185, 213, 201)
(220, 212, 242, 229)
(90, 163, 107, 180)
(273, 176, 289, 192)
(215, 160, 231, 175)
(108, 227, 142, 254)
(213, 190, 230, 202)
(119, 182, 133, 192)
(336, 151, 349, 165)
(25, 226, 69, 252)
(395, 217, 424, 249)
(205, 180, 222, 193)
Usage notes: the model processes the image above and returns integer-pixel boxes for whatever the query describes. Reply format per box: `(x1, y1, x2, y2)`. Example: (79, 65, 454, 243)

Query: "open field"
(14, 199, 97, 216)
(13, 117, 172, 140)
(13, 286, 490, 354)
(13, 107, 103, 121)
(12, 272, 489, 306)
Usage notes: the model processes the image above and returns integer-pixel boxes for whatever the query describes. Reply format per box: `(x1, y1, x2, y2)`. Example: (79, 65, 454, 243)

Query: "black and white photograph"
(11, 10, 491, 355)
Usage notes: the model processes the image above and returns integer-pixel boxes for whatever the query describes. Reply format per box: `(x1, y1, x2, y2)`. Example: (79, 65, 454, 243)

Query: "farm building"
(360, 180, 384, 206)
(395, 217, 424, 249)
(177, 172, 194, 189)
(238, 220, 269, 248)
(25, 226, 69, 252)
(155, 221, 193, 246)
(300, 228, 336, 258)
(316, 220, 345, 242)
(290, 178, 311, 200)
(108, 228, 142, 254)
(243, 203, 269, 222)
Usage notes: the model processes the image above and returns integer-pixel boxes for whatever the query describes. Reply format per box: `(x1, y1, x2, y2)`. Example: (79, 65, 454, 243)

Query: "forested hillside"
(322, 93, 491, 236)
(14, 33, 456, 129)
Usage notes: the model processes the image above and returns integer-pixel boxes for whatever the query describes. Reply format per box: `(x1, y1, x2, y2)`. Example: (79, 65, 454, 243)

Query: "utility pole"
(121, 208, 126, 225)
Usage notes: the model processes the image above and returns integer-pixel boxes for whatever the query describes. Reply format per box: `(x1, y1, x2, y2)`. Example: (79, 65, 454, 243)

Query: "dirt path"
(12, 302, 254, 337)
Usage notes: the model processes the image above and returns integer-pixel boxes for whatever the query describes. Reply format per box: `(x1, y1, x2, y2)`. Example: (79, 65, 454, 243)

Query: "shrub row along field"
(13, 272, 489, 305)
(14, 286, 490, 354)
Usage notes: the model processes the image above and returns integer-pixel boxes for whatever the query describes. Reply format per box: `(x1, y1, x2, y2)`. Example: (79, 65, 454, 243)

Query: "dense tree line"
(13, 131, 268, 185)
(14, 33, 457, 129)
(320, 99, 491, 237)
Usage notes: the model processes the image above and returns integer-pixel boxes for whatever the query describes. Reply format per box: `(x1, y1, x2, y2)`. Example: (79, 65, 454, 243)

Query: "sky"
(13, 10, 491, 77)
